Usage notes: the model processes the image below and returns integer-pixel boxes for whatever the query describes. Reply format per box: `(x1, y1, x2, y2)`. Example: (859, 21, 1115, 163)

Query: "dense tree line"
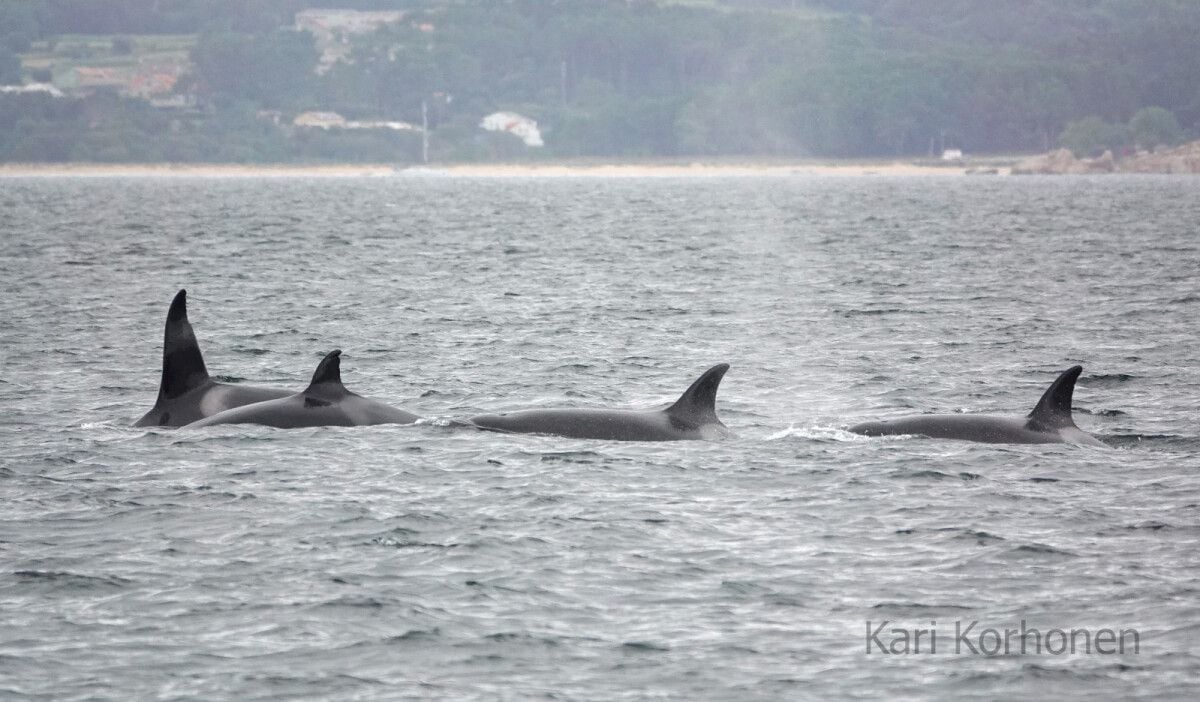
(2, 0, 1198, 162)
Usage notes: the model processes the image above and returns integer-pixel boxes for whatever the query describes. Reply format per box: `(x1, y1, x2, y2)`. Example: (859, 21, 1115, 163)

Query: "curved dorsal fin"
(159, 289, 211, 399)
(664, 364, 729, 426)
(303, 349, 348, 399)
(1027, 365, 1083, 429)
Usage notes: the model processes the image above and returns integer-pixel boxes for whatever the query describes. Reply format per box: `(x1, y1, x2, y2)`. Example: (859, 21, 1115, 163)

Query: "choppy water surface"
(1, 174, 1198, 700)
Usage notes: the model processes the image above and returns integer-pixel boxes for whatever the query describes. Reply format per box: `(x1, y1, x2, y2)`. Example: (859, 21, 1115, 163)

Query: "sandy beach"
(434, 160, 979, 178)
(0, 163, 398, 178)
(0, 160, 990, 178)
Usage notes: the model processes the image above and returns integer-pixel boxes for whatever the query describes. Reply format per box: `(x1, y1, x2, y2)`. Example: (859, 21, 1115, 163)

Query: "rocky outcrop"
(1011, 148, 1114, 175)
(1013, 141, 1200, 175)
(1119, 141, 1200, 174)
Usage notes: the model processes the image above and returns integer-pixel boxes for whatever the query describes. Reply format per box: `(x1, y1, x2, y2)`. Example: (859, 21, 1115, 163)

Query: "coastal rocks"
(1089, 149, 1116, 172)
(1119, 141, 1200, 174)
(1013, 140, 1200, 175)
(1012, 148, 1114, 175)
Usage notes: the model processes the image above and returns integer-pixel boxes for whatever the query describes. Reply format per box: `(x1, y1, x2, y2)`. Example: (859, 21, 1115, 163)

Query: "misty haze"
(2, 2, 1199, 701)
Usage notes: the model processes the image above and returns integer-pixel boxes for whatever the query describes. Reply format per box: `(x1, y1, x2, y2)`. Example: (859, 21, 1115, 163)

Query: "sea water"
(1, 174, 1197, 700)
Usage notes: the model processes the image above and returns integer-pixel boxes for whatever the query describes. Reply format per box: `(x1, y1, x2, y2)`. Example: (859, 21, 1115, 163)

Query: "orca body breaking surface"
(135, 290, 290, 427)
(468, 364, 733, 441)
(184, 350, 419, 429)
(849, 365, 1106, 447)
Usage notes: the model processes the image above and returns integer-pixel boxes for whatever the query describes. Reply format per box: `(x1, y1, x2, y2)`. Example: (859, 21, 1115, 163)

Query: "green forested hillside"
(1, 0, 1197, 162)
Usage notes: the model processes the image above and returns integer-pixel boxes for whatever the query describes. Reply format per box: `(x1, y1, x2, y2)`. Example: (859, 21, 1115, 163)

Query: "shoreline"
(0, 160, 991, 178)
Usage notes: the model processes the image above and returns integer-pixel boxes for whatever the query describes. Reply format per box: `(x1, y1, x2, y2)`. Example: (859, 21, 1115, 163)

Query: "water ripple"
(0, 175, 1197, 700)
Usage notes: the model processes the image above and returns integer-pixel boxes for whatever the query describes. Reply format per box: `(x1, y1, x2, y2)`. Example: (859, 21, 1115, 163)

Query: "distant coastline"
(0, 160, 995, 178)
(7, 146, 1197, 177)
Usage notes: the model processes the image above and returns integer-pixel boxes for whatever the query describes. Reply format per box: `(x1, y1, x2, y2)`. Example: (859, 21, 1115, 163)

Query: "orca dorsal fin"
(158, 289, 211, 399)
(303, 349, 349, 400)
(664, 364, 729, 426)
(1027, 365, 1083, 429)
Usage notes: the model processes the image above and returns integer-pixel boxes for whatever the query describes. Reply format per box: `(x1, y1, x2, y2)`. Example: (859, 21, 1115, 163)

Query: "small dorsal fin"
(158, 289, 210, 399)
(664, 364, 729, 426)
(1027, 365, 1083, 429)
(303, 349, 348, 399)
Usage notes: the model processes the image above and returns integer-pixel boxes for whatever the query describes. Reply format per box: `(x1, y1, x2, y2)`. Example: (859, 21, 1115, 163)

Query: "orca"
(183, 349, 420, 429)
(849, 365, 1106, 447)
(468, 364, 733, 441)
(135, 289, 290, 427)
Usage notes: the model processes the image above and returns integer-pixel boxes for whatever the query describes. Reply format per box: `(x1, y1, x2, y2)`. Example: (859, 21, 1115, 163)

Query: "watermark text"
(865, 620, 1140, 656)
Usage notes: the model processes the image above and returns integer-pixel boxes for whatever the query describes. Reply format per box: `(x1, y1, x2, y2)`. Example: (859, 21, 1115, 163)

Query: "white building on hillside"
(480, 112, 544, 147)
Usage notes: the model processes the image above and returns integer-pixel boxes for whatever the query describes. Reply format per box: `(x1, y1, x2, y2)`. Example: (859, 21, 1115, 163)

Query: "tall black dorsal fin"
(1027, 365, 1083, 429)
(303, 349, 349, 399)
(665, 364, 729, 425)
(159, 289, 210, 399)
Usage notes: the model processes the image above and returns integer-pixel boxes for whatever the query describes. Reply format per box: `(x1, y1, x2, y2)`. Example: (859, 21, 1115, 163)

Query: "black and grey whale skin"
(135, 289, 291, 427)
(849, 365, 1106, 447)
(183, 349, 420, 429)
(468, 364, 734, 441)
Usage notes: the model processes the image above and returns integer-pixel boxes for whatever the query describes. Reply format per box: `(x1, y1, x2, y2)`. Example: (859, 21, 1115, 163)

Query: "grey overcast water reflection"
(1, 175, 1198, 700)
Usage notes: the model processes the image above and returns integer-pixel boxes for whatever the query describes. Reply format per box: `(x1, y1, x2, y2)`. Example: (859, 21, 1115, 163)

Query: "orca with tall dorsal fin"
(467, 364, 734, 441)
(183, 349, 420, 429)
(135, 289, 291, 427)
(849, 365, 1107, 446)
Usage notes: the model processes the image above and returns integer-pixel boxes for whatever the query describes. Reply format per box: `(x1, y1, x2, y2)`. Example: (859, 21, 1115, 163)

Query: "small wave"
(1095, 521, 1174, 536)
(621, 640, 670, 652)
(871, 601, 975, 613)
(1160, 619, 1200, 638)
(1007, 543, 1077, 559)
(369, 535, 456, 549)
(483, 632, 560, 646)
(384, 629, 441, 643)
(1085, 373, 1137, 386)
(168, 430, 285, 445)
(949, 664, 1112, 685)
(537, 451, 604, 463)
(889, 469, 958, 480)
(317, 596, 388, 609)
(210, 374, 251, 383)
(764, 424, 862, 441)
(1102, 433, 1197, 450)
(840, 308, 915, 317)
(415, 416, 470, 429)
(720, 580, 773, 596)
(1123, 520, 1171, 530)
(952, 529, 1006, 544)
(12, 570, 133, 590)
(1021, 663, 1121, 680)
(1125, 521, 1171, 531)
